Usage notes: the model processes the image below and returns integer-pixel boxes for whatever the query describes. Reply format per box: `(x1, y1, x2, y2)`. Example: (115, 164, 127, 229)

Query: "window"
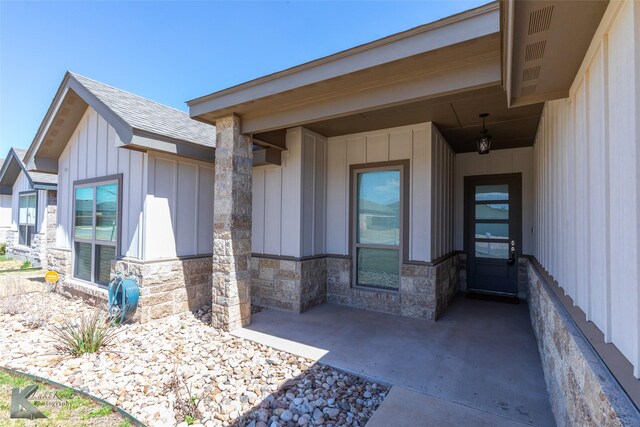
(352, 165, 404, 290)
(73, 177, 120, 286)
(18, 192, 37, 246)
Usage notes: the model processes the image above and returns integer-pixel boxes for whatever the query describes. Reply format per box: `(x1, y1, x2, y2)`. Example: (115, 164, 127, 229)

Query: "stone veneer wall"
(250, 256, 326, 313)
(327, 253, 460, 321)
(526, 258, 639, 426)
(6, 190, 57, 268)
(47, 248, 212, 323)
(113, 257, 212, 323)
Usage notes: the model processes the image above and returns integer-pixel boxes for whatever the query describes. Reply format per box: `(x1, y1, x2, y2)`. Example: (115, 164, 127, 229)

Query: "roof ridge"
(68, 71, 191, 116)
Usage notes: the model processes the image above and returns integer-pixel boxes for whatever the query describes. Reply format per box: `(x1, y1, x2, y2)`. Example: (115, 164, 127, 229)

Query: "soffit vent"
(524, 40, 546, 62)
(523, 66, 541, 81)
(521, 85, 537, 97)
(528, 6, 554, 35)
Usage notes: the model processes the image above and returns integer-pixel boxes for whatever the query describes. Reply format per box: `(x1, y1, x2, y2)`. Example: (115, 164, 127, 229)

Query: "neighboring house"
(23, 0, 640, 424)
(0, 158, 11, 240)
(25, 72, 216, 320)
(0, 148, 57, 266)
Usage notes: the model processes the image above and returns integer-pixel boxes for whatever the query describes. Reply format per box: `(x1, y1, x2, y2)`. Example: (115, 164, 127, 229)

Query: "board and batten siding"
(430, 125, 455, 261)
(252, 127, 327, 258)
(144, 153, 214, 260)
(453, 147, 534, 255)
(533, 0, 640, 377)
(0, 195, 11, 228)
(11, 171, 47, 234)
(326, 122, 453, 263)
(57, 107, 147, 259)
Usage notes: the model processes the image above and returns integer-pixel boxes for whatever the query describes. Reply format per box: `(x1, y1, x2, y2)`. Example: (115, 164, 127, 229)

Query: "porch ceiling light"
(476, 113, 492, 155)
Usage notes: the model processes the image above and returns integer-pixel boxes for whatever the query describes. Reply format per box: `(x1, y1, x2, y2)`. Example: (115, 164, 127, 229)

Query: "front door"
(464, 173, 522, 295)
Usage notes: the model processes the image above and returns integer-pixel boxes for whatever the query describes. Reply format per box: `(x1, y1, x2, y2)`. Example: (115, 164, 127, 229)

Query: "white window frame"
(72, 175, 122, 287)
(18, 191, 37, 247)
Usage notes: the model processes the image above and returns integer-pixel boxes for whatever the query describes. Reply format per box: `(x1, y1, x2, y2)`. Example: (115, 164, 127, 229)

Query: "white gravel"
(0, 287, 388, 426)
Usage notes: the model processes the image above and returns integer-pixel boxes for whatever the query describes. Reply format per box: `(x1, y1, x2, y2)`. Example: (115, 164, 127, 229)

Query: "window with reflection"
(18, 192, 37, 246)
(73, 178, 119, 286)
(354, 167, 403, 290)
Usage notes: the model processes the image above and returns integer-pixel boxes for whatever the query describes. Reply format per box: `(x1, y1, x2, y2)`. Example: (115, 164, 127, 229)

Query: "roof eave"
(25, 72, 135, 174)
(188, 1, 500, 121)
(124, 129, 215, 163)
(0, 148, 33, 193)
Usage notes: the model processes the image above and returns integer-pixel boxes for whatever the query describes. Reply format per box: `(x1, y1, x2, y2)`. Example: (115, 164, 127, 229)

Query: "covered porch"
(233, 295, 554, 426)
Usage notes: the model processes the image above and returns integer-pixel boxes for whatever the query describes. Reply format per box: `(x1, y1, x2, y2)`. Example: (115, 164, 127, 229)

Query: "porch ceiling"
(254, 84, 544, 153)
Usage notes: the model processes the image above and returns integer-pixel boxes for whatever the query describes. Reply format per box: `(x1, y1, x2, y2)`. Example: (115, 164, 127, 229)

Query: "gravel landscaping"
(0, 280, 388, 426)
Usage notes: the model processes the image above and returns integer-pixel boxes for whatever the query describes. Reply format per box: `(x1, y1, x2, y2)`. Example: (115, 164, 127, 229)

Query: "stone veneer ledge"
(526, 258, 640, 426)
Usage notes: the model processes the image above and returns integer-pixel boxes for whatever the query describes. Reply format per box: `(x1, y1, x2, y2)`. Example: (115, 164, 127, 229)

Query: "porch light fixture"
(476, 113, 492, 155)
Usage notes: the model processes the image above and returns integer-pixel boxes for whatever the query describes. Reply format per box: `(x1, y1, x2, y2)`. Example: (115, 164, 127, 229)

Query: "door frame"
(464, 172, 522, 295)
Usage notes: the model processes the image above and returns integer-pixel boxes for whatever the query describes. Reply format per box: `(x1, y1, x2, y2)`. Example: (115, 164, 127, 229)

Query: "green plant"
(163, 364, 203, 423)
(55, 387, 76, 399)
(118, 420, 133, 427)
(0, 242, 6, 256)
(19, 260, 31, 269)
(49, 309, 121, 356)
(84, 404, 113, 419)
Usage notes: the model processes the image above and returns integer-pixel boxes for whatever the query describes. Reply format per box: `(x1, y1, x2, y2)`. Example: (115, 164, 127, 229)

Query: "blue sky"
(0, 0, 487, 155)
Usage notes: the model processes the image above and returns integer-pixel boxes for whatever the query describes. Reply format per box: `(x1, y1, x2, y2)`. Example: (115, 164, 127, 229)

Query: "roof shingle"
(71, 73, 215, 148)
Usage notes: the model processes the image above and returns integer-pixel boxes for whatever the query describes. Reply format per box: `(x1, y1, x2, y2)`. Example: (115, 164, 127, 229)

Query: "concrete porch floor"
(233, 295, 555, 426)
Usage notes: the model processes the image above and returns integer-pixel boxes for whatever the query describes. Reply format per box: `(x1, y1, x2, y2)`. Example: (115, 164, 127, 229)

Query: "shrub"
(19, 260, 32, 269)
(0, 242, 6, 256)
(0, 290, 50, 328)
(49, 309, 120, 356)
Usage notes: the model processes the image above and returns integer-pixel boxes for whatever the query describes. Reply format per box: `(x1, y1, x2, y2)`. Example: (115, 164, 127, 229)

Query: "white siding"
(0, 195, 11, 228)
(252, 127, 326, 258)
(326, 122, 449, 262)
(454, 147, 535, 255)
(302, 129, 327, 257)
(533, 0, 640, 377)
(430, 125, 455, 260)
(57, 107, 146, 259)
(144, 153, 214, 260)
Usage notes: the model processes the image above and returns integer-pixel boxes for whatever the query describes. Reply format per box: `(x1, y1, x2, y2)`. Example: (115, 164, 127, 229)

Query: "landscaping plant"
(19, 260, 32, 269)
(0, 242, 5, 256)
(164, 363, 203, 424)
(49, 309, 121, 355)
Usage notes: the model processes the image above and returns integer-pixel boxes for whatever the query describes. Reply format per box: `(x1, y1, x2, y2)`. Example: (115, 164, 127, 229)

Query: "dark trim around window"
(349, 160, 410, 291)
(18, 190, 38, 246)
(71, 174, 123, 286)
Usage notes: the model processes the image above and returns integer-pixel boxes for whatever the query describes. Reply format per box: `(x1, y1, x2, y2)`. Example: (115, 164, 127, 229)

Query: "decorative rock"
(323, 407, 340, 418)
(280, 409, 293, 421)
(0, 288, 389, 427)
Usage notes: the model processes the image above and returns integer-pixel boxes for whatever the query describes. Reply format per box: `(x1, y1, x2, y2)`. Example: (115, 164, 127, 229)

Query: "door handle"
(508, 240, 516, 265)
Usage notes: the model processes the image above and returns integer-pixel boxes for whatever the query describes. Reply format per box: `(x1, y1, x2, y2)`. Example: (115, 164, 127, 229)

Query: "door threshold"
(465, 291, 520, 304)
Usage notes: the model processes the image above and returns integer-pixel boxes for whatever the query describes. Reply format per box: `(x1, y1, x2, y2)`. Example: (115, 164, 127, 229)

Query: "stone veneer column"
(212, 114, 252, 331)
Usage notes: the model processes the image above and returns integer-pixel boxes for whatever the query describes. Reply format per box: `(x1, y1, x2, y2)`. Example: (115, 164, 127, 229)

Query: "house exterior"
(25, 72, 216, 320)
(0, 148, 57, 266)
(21, 0, 640, 424)
(186, 0, 639, 424)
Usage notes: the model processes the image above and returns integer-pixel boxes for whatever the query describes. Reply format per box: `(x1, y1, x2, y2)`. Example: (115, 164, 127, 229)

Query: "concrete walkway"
(366, 386, 532, 427)
(233, 295, 555, 426)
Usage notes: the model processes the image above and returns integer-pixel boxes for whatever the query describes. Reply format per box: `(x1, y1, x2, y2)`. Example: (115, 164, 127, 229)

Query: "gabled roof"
(71, 73, 215, 148)
(27, 72, 215, 173)
(0, 147, 57, 195)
